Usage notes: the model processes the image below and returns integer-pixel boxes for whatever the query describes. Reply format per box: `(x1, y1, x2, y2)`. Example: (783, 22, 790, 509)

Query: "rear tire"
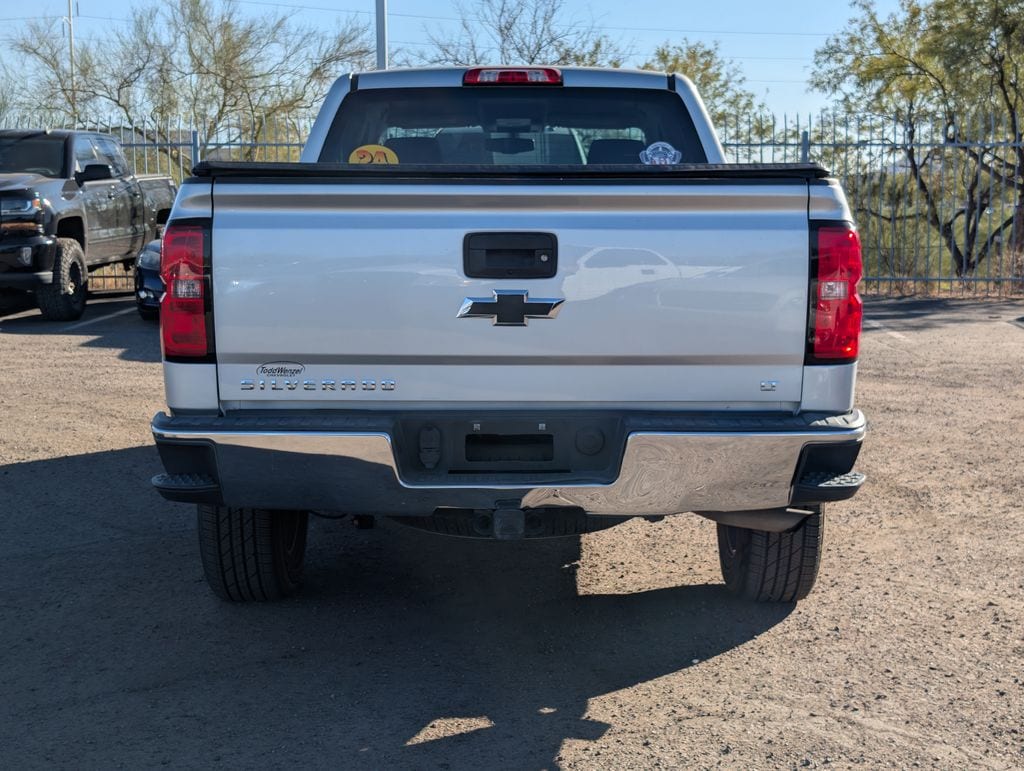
(137, 306, 159, 321)
(197, 505, 309, 602)
(717, 505, 824, 602)
(36, 238, 87, 321)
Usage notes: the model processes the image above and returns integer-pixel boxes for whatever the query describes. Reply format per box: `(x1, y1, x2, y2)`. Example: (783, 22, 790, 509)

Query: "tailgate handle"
(463, 232, 557, 279)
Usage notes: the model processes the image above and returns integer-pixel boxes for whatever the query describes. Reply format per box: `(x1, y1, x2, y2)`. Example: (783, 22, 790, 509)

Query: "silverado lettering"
(238, 378, 396, 391)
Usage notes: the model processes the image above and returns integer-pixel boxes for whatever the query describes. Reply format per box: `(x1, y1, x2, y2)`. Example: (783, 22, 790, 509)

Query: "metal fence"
(1, 114, 314, 182)
(5, 112, 1024, 296)
(718, 114, 1024, 296)
(1, 114, 314, 291)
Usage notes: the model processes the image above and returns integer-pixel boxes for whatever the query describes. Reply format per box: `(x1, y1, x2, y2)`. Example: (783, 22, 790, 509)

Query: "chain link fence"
(5, 112, 1024, 296)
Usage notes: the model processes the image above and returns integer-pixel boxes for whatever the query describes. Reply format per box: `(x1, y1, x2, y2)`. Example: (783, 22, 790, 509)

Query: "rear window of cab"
(319, 87, 707, 166)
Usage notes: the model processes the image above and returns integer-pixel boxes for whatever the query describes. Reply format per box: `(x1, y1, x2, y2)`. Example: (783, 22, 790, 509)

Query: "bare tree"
(0, 60, 16, 125)
(811, 0, 1024, 278)
(424, 0, 625, 67)
(11, 0, 372, 155)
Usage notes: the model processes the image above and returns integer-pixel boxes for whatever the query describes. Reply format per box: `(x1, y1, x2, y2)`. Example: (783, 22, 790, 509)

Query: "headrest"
(383, 137, 443, 164)
(587, 138, 647, 164)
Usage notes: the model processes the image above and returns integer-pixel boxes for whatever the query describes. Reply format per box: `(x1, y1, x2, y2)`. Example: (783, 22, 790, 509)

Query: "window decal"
(639, 142, 682, 165)
(348, 144, 399, 164)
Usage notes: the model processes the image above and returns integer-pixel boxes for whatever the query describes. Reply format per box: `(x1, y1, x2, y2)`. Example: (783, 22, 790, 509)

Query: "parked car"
(0, 129, 176, 320)
(151, 66, 866, 604)
(134, 239, 162, 320)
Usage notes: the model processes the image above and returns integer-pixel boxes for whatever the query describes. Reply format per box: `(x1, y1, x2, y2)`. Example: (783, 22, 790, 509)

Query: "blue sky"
(4, 0, 904, 115)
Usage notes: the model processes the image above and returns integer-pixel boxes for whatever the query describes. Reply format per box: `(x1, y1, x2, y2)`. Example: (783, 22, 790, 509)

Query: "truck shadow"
(0, 288, 36, 317)
(0, 294, 160, 362)
(864, 295, 1024, 330)
(1, 446, 793, 768)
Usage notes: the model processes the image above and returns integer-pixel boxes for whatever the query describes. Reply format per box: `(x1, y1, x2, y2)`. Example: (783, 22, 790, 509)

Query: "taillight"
(807, 222, 862, 363)
(160, 221, 212, 359)
(463, 67, 562, 85)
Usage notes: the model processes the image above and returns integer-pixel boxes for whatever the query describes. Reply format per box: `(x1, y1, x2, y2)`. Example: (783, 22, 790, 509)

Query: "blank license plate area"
(465, 434, 554, 463)
(395, 414, 623, 483)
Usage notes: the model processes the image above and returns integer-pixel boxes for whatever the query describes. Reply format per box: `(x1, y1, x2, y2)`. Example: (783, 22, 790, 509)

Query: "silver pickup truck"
(151, 67, 866, 604)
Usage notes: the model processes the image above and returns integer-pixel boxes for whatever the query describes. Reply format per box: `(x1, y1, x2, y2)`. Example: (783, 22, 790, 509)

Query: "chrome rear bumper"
(151, 410, 865, 516)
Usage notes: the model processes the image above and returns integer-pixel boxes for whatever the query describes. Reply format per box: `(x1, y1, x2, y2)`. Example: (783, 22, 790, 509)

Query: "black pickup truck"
(0, 129, 176, 320)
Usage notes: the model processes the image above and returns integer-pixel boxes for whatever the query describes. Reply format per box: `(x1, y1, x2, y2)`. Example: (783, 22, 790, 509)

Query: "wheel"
(137, 305, 159, 321)
(717, 505, 824, 602)
(36, 238, 87, 321)
(197, 505, 309, 602)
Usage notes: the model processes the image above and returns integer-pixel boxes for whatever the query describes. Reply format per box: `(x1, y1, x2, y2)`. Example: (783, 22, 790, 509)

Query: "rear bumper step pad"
(793, 470, 866, 503)
(152, 472, 219, 503)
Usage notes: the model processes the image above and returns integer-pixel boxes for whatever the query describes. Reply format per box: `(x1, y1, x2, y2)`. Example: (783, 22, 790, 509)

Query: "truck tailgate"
(210, 180, 810, 407)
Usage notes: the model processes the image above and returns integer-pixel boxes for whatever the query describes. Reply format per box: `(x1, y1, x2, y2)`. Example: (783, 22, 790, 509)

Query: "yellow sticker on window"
(348, 144, 399, 164)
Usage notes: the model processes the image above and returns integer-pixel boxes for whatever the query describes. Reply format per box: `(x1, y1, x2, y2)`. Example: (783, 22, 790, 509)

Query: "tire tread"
(36, 238, 87, 321)
(717, 507, 824, 603)
(196, 505, 307, 602)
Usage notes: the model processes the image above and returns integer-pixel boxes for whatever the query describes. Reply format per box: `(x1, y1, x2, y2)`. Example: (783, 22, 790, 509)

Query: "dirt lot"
(0, 293, 1021, 769)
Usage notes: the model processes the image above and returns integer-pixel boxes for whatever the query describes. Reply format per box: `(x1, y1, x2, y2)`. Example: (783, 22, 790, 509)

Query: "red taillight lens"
(810, 224, 862, 362)
(160, 223, 209, 358)
(463, 67, 562, 85)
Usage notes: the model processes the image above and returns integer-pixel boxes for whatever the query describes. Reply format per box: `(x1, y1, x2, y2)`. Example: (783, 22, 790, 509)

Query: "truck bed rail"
(190, 160, 831, 182)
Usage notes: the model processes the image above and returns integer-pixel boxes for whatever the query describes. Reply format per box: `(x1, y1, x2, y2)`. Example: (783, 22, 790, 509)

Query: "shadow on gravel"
(0, 288, 138, 319)
(0, 295, 160, 362)
(1, 446, 793, 768)
(0, 288, 36, 317)
(864, 295, 1024, 330)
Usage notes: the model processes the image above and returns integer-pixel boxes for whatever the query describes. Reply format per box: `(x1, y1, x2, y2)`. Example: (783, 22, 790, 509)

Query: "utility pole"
(375, 0, 388, 70)
(64, 0, 77, 123)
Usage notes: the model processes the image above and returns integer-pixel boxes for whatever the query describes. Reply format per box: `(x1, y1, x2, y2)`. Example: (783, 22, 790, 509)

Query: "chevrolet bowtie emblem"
(457, 289, 564, 326)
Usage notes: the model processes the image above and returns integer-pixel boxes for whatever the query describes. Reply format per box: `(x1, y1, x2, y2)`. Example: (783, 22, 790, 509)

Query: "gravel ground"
(0, 294, 1021, 769)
